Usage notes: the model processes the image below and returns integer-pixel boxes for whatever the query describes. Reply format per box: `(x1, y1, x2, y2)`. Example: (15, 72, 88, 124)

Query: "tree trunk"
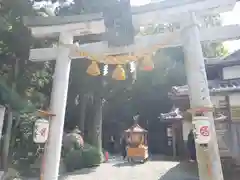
(0, 105, 5, 176)
(0, 105, 5, 141)
(78, 94, 88, 135)
(91, 92, 104, 160)
(2, 106, 13, 172)
(83, 94, 93, 144)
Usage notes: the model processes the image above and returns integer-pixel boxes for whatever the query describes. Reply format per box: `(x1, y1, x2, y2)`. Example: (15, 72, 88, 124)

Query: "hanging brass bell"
(86, 61, 101, 76)
(140, 55, 154, 71)
(112, 65, 126, 80)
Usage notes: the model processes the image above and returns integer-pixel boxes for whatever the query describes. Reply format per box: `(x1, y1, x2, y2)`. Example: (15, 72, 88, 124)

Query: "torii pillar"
(42, 32, 73, 180)
(181, 12, 223, 180)
(24, 13, 106, 180)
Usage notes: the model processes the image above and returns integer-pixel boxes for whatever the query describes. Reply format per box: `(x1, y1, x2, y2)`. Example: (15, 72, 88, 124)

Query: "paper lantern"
(86, 61, 101, 76)
(112, 65, 126, 80)
(33, 118, 49, 143)
(140, 55, 154, 71)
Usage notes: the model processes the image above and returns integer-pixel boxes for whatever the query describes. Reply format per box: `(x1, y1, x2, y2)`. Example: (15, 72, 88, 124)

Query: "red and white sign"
(33, 119, 49, 143)
(192, 116, 211, 144)
(200, 126, 210, 136)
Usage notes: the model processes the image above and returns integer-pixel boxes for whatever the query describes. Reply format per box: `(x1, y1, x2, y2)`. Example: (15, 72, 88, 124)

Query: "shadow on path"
(113, 161, 142, 167)
(149, 155, 183, 162)
(159, 161, 199, 180)
(223, 167, 240, 180)
(63, 166, 97, 176)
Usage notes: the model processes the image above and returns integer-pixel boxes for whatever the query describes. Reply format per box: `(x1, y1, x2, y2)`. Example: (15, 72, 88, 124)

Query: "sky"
(221, 2, 240, 53)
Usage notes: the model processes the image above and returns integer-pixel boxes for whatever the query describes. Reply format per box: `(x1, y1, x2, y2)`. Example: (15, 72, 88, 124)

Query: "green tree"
(103, 48, 186, 128)
(65, 58, 135, 158)
(0, 0, 54, 173)
(202, 14, 228, 57)
(0, 0, 52, 110)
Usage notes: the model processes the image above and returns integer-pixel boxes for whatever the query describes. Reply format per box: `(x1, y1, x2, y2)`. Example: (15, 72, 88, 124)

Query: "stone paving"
(59, 156, 199, 180)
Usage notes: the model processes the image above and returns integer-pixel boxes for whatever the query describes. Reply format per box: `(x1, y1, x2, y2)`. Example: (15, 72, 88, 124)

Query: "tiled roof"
(125, 124, 147, 133)
(160, 110, 227, 121)
(160, 105, 227, 121)
(169, 79, 240, 97)
(215, 113, 227, 121)
(205, 50, 240, 67)
(160, 108, 183, 120)
(223, 49, 240, 61)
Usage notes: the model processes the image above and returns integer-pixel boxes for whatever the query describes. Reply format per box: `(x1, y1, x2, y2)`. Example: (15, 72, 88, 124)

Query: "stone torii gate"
(24, 0, 239, 180)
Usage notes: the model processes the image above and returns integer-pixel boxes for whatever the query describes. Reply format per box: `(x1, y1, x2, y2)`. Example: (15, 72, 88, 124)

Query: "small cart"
(124, 124, 149, 163)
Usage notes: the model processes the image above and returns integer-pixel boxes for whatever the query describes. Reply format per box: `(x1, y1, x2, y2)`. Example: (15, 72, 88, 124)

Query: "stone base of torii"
(23, 1, 239, 180)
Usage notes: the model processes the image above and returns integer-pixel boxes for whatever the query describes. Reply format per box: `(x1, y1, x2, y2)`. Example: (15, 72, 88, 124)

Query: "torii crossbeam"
(24, 0, 235, 38)
(29, 25, 240, 62)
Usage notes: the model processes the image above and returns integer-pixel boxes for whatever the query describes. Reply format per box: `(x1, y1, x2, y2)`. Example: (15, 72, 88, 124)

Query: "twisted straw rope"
(69, 32, 179, 65)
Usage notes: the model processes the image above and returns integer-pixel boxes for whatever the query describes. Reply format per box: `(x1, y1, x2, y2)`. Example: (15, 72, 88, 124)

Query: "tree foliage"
(0, 0, 54, 111)
(0, 0, 54, 173)
(201, 15, 228, 58)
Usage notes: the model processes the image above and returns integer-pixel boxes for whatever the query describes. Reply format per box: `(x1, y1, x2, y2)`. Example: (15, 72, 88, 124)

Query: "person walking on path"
(187, 129, 196, 162)
(121, 136, 127, 160)
(108, 136, 115, 154)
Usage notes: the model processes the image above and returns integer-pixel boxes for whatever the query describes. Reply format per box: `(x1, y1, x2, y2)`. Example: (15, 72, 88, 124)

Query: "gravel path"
(59, 157, 199, 180)
(25, 156, 240, 180)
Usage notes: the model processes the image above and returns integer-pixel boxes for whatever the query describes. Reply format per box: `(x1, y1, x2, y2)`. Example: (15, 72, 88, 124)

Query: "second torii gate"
(24, 0, 239, 180)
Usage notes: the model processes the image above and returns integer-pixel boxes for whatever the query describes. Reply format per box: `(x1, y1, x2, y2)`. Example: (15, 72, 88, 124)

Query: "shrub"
(82, 146, 103, 167)
(64, 144, 103, 172)
(62, 132, 84, 155)
(64, 149, 83, 172)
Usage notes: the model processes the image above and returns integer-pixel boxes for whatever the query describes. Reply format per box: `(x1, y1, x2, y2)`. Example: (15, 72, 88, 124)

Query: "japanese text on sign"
(33, 119, 49, 143)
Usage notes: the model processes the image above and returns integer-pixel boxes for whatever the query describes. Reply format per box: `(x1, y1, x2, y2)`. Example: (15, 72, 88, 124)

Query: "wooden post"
(36, 110, 56, 180)
(172, 124, 177, 159)
(0, 105, 5, 177)
(2, 107, 13, 172)
(0, 105, 5, 140)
